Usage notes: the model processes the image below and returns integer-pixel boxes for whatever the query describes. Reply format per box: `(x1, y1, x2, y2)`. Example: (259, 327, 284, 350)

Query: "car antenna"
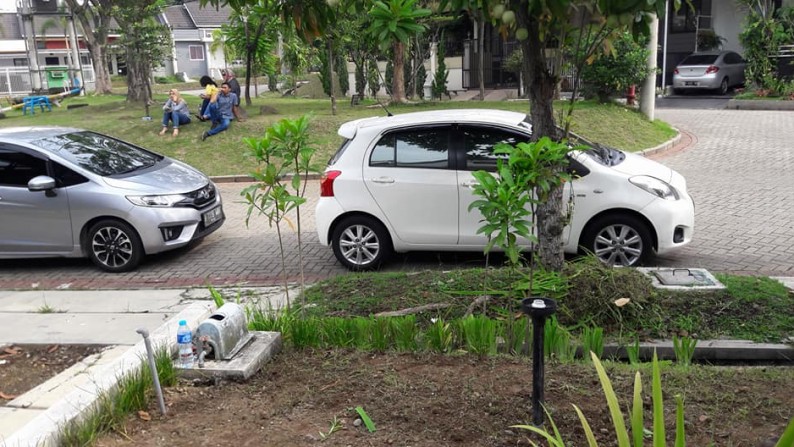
(375, 97, 393, 117)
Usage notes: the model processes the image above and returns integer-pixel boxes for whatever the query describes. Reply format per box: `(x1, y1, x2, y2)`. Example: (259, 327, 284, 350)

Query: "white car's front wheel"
(331, 216, 392, 271)
(581, 215, 652, 267)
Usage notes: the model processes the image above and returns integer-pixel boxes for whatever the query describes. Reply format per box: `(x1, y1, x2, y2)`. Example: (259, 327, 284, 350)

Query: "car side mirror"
(28, 175, 57, 195)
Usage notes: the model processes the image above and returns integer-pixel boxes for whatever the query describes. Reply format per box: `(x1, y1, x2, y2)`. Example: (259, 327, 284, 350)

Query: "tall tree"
(63, 0, 114, 94)
(368, 0, 431, 103)
(445, 0, 678, 270)
(114, 0, 171, 103)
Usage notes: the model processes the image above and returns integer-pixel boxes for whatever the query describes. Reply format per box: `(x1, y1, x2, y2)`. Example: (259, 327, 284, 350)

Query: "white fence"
(0, 66, 96, 97)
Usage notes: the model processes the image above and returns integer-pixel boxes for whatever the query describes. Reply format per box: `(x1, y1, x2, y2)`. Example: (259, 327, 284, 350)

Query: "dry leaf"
(0, 391, 18, 400)
(137, 410, 151, 421)
(3, 347, 20, 355)
(47, 345, 59, 353)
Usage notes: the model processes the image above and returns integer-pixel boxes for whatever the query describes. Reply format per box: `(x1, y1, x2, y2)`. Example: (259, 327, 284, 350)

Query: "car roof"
(338, 109, 528, 139)
(0, 126, 83, 144)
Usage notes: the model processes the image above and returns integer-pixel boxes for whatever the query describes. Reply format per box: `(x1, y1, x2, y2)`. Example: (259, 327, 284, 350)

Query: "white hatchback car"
(315, 109, 694, 270)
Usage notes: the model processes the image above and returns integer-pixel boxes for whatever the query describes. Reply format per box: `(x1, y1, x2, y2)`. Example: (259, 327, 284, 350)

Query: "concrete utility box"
(638, 267, 725, 291)
(194, 303, 252, 360)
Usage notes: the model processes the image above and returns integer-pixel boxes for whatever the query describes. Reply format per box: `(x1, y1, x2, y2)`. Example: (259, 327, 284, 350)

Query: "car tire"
(85, 219, 143, 273)
(331, 216, 392, 271)
(580, 214, 652, 267)
(718, 77, 729, 95)
(673, 88, 684, 96)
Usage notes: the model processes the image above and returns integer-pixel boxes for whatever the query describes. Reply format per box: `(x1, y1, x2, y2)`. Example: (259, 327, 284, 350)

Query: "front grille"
(177, 183, 217, 209)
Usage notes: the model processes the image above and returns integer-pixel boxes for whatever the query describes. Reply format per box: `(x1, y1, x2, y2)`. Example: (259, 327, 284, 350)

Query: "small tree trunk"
(328, 39, 337, 115)
(87, 43, 113, 94)
(520, 13, 566, 271)
(125, 53, 150, 103)
(478, 16, 485, 100)
(392, 41, 406, 103)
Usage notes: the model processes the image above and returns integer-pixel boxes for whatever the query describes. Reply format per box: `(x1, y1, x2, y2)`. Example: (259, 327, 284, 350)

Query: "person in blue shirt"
(201, 82, 237, 141)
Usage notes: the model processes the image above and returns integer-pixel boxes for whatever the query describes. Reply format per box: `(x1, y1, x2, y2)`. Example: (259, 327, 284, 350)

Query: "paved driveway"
(0, 108, 791, 289)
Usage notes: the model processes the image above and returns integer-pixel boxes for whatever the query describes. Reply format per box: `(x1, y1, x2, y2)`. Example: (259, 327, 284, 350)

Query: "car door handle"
(593, 189, 603, 194)
(461, 180, 479, 188)
(370, 177, 395, 184)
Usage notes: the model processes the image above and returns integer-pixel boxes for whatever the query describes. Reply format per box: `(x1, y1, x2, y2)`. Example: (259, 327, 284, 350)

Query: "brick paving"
(0, 108, 791, 289)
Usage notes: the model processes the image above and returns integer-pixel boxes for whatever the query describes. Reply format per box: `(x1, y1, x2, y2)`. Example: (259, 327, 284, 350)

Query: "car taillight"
(320, 170, 341, 197)
(705, 65, 719, 74)
(674, 68, 679, 74)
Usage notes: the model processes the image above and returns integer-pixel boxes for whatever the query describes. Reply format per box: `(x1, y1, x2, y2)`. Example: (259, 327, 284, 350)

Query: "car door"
(0, 146, 73, 254)
(455, 125, 531, 246)
(724, 52, 746, 86)
(362, 126, 459, 246)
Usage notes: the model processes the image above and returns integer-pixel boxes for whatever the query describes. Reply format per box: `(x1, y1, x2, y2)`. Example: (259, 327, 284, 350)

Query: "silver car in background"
(0, 127, 224, 272)
(673, 51, 746, 95)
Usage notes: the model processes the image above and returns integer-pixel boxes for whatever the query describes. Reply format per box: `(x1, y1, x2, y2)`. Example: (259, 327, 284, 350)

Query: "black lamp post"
(521, 296, 557, 426)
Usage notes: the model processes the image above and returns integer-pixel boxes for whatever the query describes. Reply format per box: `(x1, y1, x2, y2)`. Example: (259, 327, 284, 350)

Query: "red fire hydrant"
(626, 85, 636, 105)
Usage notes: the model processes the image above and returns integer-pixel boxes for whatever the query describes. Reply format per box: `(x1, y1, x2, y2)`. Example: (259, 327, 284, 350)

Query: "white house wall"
(712, 2, 746, 53)
(0, 40, 26, 52)
(344, 56, 463, 97)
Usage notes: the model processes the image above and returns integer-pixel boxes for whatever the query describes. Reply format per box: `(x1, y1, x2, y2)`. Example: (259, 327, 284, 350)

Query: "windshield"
(680, 54, 718, 65)
(31, 131, 162, 177)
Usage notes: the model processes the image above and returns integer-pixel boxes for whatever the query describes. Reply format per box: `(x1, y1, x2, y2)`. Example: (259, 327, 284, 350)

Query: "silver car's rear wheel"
(86, 220, 143, 272)
(331, 216, 392, 271)
(718, 77, 729, 95)
(581, 215, 652, 267)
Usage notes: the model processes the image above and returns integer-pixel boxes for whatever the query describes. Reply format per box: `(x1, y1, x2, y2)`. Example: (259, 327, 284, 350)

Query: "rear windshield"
(30, 131, 163, 177)
(680, 54, 718, 65)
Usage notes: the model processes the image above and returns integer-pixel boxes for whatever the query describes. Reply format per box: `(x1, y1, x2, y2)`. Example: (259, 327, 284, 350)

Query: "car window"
(52, 161, 89, 187)
(461, 126, 528, 171)
(0, 148, 47, 187)
(680, 54, 718, 65)
(370, 128, 450, 169)
(724, 52, 743, 64)
(30, 131, 162, 177)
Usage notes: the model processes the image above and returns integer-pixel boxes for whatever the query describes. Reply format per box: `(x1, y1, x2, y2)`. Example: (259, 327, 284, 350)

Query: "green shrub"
(580, 31, 653, 102)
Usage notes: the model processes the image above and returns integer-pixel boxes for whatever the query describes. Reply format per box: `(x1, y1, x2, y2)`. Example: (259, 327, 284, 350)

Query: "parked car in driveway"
(0, 127, 224, 272)
(315, 109, 695, 270)
(673, 51, 746, 95)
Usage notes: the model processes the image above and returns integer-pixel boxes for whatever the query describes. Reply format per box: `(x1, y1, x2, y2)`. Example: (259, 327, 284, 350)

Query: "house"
(158, 1, 233, 80)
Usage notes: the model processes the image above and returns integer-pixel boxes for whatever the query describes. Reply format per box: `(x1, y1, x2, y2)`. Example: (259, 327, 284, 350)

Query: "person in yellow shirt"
(197, 75, 218, 121)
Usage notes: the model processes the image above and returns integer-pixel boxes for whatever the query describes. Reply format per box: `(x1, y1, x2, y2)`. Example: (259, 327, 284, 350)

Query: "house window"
(189, 45, 205, 61)
(44, 56, 60, 66)
(13, 58, 28, 67)
(670, 0, 703, 33)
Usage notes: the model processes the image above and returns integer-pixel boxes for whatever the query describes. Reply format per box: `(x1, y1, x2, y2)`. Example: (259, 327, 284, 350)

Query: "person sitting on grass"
(197, 75, 218, 121)
(201, 82, 238, 141)
(159, 89, 190, 137)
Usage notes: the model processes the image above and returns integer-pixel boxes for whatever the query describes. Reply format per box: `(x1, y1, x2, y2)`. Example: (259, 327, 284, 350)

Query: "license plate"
(202, 207, 223, 226)
(685, 81, 697, 86)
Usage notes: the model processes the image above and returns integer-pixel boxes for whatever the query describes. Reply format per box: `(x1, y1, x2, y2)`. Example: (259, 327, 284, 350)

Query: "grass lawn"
(0, 85, 676, 177)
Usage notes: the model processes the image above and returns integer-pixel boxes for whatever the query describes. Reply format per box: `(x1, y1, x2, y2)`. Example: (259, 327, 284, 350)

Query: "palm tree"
(368, 0, 431, 103)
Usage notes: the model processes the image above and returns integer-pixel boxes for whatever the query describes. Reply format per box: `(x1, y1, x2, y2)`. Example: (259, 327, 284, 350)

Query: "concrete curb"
(604, 339, 794, 363)
(1, 302, 213, 447)
(726, 99, 794, 111)
(638, 130, 682, 158)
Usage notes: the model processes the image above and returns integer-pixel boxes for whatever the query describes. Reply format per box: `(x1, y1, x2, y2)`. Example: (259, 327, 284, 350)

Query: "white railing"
(0, 67, 33, 97)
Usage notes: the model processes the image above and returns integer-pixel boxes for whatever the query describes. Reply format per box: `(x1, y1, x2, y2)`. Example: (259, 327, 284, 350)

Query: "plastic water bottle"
(177, 320, 193, 368)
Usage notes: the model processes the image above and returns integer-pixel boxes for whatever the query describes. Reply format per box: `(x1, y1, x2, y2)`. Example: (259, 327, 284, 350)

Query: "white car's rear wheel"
(582, 215, 652, 267)
(331, 216, 392, 271)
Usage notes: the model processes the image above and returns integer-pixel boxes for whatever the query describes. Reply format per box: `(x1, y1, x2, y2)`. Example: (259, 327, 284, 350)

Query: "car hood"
(102, 159, 209, 193)
(610, 151, 673, 183)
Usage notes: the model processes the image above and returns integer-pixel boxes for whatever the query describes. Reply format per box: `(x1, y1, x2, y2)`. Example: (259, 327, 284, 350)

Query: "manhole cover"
(637, 268, 725, 290)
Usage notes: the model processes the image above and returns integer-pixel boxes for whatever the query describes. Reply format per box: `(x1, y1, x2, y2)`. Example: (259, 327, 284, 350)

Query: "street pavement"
(0, 107, 792, 290)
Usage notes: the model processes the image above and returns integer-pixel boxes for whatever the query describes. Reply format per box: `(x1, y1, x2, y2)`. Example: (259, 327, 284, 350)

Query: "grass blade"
(355, 406, 376, 432)
(675, 394, 685, 447)
(631, 372, 644, 447)
(775, 416, 794, 447)
(510, 425, 565, 447)
(652, 351, 666, 447)
(592, 352, 630, 447)
(573, 405, 600, 447)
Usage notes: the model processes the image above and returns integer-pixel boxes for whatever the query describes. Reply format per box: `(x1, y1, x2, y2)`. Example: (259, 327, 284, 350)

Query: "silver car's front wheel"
(582, 215, 652, 267)
(86, 220, 143, 272)
(331, 216, 392, 271)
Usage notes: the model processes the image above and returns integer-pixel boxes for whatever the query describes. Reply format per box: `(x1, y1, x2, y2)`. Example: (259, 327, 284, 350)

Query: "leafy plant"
(625, 337, 641, 366)
(242, 115, 317, 310)
(672, 335, 697, 367)
(391, 315, 419, 351)
(318, 416, 342, 440)
(459, 315, 498, 355)
(579, 30, 653, 103)
(425, 317, 454, 352)
(544, 317, 576, 362)
(512, 351, 686, 447)
(432, 32, 449, 100)
(581, 326, 604, 362)
(355, 406, 377, 432)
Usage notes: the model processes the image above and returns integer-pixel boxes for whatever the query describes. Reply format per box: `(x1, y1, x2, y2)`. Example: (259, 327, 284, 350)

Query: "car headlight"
(629, 176, 679, 200)
(126, 194, 187, 207)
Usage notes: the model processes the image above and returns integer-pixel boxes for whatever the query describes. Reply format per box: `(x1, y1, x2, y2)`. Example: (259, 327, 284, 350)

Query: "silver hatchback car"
(0, 127, 224, 272)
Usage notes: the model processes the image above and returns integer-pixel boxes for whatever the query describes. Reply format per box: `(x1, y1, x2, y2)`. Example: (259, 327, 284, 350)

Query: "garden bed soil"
(0, 344, 106, 403)
(95, 349, 792, 447)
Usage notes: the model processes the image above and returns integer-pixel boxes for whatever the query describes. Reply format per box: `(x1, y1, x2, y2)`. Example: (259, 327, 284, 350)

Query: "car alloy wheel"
(86, 219, 143, 272)
(719, 78, 729, 95)
(582, 215, 651, 267)
(331, 216, 392, 270)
